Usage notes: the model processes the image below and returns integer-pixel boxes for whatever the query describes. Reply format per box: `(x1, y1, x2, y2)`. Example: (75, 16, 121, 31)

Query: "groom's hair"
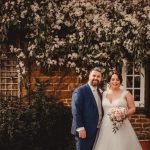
(89, 67, 101, 74)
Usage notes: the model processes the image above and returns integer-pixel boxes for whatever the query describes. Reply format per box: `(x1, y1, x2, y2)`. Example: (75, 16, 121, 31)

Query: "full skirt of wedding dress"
(93, 115, 143, 150)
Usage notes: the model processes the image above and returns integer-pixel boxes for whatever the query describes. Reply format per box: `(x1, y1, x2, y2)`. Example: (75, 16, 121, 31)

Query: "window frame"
(0, 57, 21, 99)
(122, 62, 145, 108)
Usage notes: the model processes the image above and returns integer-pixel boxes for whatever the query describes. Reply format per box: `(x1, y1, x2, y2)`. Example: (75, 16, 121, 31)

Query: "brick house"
(0, 1, 150, 140)
(0, 50, 150, 140)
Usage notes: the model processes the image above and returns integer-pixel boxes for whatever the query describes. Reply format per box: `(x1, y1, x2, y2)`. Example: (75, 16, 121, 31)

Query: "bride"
(93, 71, 143, 150)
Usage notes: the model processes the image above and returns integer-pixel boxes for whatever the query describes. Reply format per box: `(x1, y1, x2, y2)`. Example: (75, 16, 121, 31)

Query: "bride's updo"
(107, 70, 123, 84)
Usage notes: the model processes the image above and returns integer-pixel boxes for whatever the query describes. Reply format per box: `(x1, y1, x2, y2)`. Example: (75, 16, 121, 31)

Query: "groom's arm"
(72, 88, 84, 128)
(72, 88, 87, 138)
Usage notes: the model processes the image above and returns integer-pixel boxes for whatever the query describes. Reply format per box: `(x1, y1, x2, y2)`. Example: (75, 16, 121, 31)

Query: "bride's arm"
(125, 91, 136, 118)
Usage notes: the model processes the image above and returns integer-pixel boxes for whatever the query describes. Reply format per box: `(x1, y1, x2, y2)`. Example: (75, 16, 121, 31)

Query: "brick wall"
(21, 66, 82, 106)
(130, 114, 150, 139)
(21, 66, 150, 139)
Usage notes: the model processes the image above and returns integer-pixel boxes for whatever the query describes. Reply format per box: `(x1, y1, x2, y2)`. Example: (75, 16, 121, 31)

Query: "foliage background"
(0, 80, 74, 150)
(0, 0, 150, 78)
(0, 1, 150, 149)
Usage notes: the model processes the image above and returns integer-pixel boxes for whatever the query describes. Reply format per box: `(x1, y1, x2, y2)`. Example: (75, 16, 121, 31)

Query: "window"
(122, 62, 145, 107)
(0, 57, 20, 100)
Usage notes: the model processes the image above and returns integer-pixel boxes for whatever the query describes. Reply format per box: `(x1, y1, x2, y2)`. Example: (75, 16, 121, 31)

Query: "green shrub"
(0, 80, 74, 150)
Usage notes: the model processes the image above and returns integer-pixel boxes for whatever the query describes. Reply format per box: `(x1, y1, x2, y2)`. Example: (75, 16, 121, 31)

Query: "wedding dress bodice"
(102, 90, 128, 116)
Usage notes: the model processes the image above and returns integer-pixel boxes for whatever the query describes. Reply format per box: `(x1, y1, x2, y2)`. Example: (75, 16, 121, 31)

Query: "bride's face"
(109, 74, 121, 90)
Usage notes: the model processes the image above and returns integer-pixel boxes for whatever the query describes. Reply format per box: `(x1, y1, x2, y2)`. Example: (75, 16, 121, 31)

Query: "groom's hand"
(79, 130, 86, 138)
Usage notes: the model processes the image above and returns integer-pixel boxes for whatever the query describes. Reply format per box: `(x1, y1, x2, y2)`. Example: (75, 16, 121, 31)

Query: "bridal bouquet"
(108, 107, 127, 133)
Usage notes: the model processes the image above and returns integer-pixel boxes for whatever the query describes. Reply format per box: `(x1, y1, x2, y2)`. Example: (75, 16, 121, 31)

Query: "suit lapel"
(85, 84, 98, 108)
(97, 88, 102, 101)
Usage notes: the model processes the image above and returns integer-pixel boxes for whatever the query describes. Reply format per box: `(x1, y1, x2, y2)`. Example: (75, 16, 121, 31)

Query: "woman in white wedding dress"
(93, 71, 143, 150)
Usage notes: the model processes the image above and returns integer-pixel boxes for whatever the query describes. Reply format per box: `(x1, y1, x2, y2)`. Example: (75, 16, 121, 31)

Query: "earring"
(106, 83, 111, 91)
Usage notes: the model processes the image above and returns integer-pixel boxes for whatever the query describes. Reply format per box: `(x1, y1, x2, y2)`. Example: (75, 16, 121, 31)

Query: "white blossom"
(17, 52, 26, 59)
(31, 2, 39, 13)
(19, 61, 24, 67)
(20, 10, 27, 18)
(36, 61, 41, 66)
(35, 14, 41, 22)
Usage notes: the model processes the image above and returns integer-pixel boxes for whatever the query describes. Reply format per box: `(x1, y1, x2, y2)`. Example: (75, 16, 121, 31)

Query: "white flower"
(70, 62, 76, 67)
(17, 0, 21, 4)
(75, 67, 80, 73)
(29, 51, 33, 57)
(36, 61, 40, 66)
(22, 67, 26, 75)
(74, 9, 83, 17)
(94, 44, 99, 50)
(31, 2, 39, 13)
(47, 59, 57, 65)
(64, 21, 71, 27)
(19, 61, 24, 67)
(108, 107, 127, 133)
(10, 1, 15, 6)
(58, 58, 64, 66)
(17, 52, 26, 59)
(5, 2, 9, 9)
(20, 10, 27, 18)
(52, 60, 57, 65)
(48, 2, 52, 10)
(10, 45, 14, 52)
(114, 27, 122, 33)
(79, 31, 84, 37)
(35, 14, 41, 22)
(93, 14, 99, 23)
(28, 44, 36, 51)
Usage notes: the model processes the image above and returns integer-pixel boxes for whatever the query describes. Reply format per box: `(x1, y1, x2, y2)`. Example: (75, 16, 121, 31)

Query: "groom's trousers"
(75, 133, 97, 150)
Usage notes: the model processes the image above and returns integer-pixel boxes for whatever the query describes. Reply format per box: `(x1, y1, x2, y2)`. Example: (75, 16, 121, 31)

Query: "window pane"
(6, 78, 12, 83)
(134, 89, 140, 101)
(12, 84, 18, 89)
(127, 63, 133, 74)
(1, 91, 6, 95)
(134, 76, 140, 88)
(6, 90, 11, 96)
(126, 76, 133, 88)
(1, 84, 5, 89)
(1, 73, 6, 76)
(124, 62, 144, 106)
(1, 79, 6, 83)
(12, 90, 18, 96)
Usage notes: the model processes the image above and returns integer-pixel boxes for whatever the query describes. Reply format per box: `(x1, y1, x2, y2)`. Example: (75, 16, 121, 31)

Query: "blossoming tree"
(0, 0, 150, 78)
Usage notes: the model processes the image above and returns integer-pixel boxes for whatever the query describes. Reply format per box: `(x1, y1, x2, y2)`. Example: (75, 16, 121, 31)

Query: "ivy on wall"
(0, 0, 150, 78)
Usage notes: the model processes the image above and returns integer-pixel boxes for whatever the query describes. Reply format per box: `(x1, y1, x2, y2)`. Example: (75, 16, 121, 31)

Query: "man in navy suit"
(71, 67, 103, 150)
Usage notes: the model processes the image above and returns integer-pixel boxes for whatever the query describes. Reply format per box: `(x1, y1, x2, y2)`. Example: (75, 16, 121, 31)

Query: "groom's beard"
(90, 80, 100, 87)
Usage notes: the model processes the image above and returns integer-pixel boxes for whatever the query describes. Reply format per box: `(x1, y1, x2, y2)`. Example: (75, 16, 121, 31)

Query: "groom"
(71, 67, 103, 150)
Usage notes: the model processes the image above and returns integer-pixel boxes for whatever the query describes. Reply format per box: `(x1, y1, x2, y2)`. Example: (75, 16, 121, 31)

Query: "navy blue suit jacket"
(71, 84, 102, 138)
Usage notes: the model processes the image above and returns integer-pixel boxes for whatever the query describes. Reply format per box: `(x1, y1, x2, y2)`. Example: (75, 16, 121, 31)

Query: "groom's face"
(89, 70, 102, 87)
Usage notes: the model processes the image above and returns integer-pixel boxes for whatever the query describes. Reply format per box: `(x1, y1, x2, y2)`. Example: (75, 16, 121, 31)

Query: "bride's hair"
(107, 70, 123, 83)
